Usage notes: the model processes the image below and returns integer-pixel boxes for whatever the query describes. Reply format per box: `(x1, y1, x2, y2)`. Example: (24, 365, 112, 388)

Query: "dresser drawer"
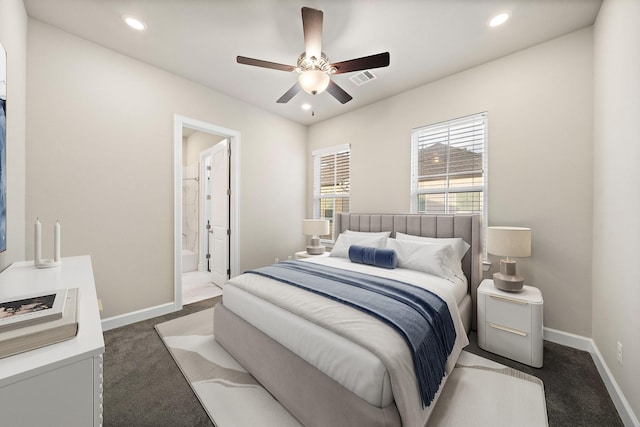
(485, 321, 532, 365)
(485, 293, 532, 333)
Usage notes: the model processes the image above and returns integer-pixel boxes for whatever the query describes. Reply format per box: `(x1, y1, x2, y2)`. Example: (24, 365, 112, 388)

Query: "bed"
(214, 213, 483, 427)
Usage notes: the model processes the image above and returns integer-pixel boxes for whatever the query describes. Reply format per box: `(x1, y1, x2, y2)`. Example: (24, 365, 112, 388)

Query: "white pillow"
(393, 234, 467, 281)
(330, 233, 387, 258)
(385, 238, 457, 282)
(395, 232, 470, 261)
(344, 230, 391, 238)
(343, 230, 391, 246)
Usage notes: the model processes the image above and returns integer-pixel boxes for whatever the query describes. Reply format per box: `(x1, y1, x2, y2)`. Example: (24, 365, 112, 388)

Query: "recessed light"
(488, 11, 510, 28)
(123, 15, 146, 31)
(301, 103, 312, 110)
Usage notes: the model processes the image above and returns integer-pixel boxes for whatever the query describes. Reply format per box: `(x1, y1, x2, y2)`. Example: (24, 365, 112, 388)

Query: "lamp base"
(493, 259, 524, 292)
(493, 273, 524, 292)
(306, 236, 326, 255)
(306, 245, 326, 255)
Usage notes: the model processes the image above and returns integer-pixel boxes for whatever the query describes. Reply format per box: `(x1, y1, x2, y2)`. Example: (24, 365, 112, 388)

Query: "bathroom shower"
(182, 164, 201, 272)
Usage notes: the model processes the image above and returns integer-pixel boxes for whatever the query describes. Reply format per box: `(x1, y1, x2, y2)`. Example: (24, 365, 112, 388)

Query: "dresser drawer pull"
(489, 294, 528, 305)
(489, 322, 528, 337)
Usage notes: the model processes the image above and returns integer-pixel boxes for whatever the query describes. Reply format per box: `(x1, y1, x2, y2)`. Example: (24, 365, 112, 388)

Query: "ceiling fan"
(237, 7, 390, 104)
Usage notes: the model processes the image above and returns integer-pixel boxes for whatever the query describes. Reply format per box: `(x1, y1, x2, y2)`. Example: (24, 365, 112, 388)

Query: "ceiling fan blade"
(277, 83, 302, 103)
(326, 80, 352, 104)
(302, 7, 323, 60)
(330, 52, 390, 75)
(237, 56, 296, 72)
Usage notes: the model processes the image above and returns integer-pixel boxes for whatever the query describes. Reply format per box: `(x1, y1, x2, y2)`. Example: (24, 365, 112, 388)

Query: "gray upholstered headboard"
(334, 213, 483, 330)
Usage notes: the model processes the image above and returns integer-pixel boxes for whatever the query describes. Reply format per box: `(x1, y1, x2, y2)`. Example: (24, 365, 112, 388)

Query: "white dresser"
(0, 256, 105, 426)
(477, 279, 544, 368)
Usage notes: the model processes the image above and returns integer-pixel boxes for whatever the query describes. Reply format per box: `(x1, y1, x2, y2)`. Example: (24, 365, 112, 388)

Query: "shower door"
(209, 140, 229, 286)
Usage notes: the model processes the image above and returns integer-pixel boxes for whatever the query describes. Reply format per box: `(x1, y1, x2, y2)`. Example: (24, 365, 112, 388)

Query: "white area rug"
(156, 308, 548, 427)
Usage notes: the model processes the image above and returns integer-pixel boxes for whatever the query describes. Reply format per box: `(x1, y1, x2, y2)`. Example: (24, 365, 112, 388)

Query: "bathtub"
(182, 249, 198, 273)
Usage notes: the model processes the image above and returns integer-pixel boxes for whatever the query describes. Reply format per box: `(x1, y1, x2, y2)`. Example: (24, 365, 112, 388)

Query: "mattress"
(214, 303, 403, 427)
(224, 283, 395, 406)
(221, 256, 470, 427)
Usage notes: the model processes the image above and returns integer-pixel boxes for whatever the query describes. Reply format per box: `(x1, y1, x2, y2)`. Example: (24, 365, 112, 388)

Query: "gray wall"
(593, 0, 640, 420)
(308, 28, 594, 337)
(26, 19, 307, 318)
(0, 0, 27, 272)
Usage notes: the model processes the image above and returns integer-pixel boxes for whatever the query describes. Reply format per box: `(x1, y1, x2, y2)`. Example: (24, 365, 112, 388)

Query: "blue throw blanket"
(246, 260, 457, 407)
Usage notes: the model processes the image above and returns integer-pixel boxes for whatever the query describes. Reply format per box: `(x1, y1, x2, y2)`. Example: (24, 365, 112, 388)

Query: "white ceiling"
(24, 0, 602, 126)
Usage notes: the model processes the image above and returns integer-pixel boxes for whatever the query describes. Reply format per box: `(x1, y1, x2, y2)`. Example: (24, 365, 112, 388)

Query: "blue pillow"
(348, 245, 397, 269)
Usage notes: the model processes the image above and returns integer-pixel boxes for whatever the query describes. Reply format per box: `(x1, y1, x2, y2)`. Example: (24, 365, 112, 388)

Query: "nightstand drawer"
(485, 294, 532, 333)
(485, 321, 532, 364)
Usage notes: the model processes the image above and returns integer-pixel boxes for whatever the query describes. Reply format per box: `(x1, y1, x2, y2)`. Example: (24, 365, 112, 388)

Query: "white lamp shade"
(487, 226, 531, 258)
(298, 70, 330, 95)
(303, 219, 330, 236)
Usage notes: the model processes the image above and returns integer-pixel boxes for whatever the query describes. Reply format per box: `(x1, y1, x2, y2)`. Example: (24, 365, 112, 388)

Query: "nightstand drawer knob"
(489, 322, 528, 337)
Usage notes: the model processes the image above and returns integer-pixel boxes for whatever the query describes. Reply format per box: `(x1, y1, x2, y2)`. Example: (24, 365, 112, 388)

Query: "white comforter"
(223, 257, 469, 427)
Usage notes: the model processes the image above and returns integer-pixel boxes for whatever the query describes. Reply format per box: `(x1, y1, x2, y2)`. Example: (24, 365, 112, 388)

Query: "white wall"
(593, 0, 640, 422)
(26, 19, 307, 318)
(308, 28, 594, 337)
(0, 0, 27, 272)
(184, 131, 224, 166)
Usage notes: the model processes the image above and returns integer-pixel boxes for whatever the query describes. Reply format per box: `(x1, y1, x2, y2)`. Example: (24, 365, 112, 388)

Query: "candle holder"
(34, 218, 62, 268)
(36, 259, 61, 269)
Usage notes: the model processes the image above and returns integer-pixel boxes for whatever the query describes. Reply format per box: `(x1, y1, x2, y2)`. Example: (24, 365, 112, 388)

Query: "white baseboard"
(544, 327, 639, 427)
(590, 342, 640, 427)
(543, 326, 593, 351)
(101, 302, 177, 332)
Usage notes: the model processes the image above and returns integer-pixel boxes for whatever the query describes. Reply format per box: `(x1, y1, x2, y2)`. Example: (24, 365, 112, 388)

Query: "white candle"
(54, 221, 61, 263)
(34, 218, 42, 266)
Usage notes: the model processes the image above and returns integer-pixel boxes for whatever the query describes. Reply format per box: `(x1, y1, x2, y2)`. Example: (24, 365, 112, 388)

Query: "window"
(411, 113, 488, 252)
(313, 144, 350, 241)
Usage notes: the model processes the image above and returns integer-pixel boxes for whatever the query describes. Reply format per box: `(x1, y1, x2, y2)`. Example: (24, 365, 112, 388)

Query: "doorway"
(182, 135, 225, 304)
(174, 115, 240, 310)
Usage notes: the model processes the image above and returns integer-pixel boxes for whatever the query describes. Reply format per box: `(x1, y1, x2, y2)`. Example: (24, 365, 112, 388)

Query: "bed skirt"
(214, 303, 402, 427)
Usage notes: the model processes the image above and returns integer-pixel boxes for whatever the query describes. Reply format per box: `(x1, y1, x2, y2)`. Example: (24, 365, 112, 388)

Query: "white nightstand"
(294, 251, 331, 259)
(477, 279, 544, 368)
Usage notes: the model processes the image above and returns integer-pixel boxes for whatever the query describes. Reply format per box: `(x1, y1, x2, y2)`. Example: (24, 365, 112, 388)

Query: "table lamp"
(487, 226, 531, 292)
(303, 219, 330, 255)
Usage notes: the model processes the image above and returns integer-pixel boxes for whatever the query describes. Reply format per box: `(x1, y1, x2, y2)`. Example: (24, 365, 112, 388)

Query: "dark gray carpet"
(103, 297, 623, 426)
(103, 297, 219, 427)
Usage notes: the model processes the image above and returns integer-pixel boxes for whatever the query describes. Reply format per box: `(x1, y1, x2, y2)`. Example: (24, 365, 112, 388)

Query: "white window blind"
(411, 113, 488, 252)
(313, 144, 350, 241)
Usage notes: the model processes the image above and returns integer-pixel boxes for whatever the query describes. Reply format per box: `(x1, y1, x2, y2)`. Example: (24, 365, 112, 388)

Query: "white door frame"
(174, 114, 241, 310)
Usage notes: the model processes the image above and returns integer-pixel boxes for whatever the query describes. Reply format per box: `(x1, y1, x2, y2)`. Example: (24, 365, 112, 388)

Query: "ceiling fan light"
(488, 11, 510, 27)
(122, 15, 147, 31)
(298, 70, 330, 95)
